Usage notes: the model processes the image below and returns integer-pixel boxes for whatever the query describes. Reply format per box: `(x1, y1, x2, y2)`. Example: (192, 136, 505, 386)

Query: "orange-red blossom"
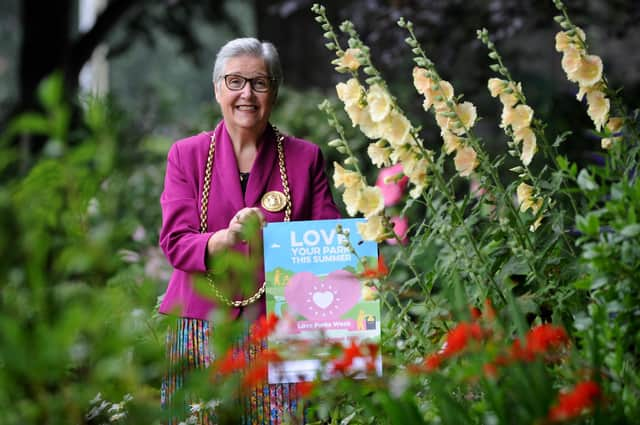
(548, 381, 601, 422)
(418, 320, 569, 374)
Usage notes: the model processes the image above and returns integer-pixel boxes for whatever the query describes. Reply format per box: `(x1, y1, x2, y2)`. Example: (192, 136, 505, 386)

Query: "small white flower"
(90, 393, 103, 405)
(206, 399, 221, 411)
(389, 372, 410, 398)
(110, 412, 127, 422)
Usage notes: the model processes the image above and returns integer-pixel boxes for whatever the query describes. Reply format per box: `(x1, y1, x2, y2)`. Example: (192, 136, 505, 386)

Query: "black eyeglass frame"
(222, 74, 276, 93)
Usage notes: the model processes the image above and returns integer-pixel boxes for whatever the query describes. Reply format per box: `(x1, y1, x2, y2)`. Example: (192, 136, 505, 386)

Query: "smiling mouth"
(236, 105, 258, 111)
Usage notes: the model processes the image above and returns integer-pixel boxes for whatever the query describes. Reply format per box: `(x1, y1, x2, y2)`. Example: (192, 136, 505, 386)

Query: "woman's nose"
(239, 82, 254, 96)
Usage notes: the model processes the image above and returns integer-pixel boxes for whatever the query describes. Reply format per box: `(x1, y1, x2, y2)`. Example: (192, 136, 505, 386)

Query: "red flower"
(259, 348, 282, 363)
(442, 322, 484, 358)
(483, 298, 496, 321)
(424, 353, 442, 371)
(242, 363, 268, 389)
(330, 340, 363, 375)
(510, 338, 535, 362)
(362, 254, 389, 279)
(296, 381, 315, 398)
(525, 324, 568, 355)
(548, 381, 601, 422)
(215, 348, 246, 375)
(508, 324, 569, 363)
(483, 362, 498, 378)
(249, 313, 279, 344)
(469, 306, 482, 320)
(364, 342, 380, 372)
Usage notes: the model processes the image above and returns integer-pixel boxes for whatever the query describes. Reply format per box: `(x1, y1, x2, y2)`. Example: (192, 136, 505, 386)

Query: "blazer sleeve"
(310, 147, 341, 220)
(159, 143, 211, 273)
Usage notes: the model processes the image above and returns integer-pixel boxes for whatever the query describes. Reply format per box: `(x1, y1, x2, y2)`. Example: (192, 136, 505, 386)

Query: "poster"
(263, 218, 382, 383)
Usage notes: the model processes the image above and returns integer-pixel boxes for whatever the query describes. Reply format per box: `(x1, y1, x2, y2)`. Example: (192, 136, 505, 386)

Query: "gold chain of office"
(199, 127, 291, 307)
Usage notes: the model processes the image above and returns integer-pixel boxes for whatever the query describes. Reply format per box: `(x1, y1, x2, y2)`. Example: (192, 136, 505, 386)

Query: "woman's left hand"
(228, 207, 266, 244)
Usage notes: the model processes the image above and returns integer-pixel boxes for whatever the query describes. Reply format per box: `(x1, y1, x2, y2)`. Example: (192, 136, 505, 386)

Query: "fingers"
(226, 207, 266, 246)
(232, 207, 266, 228)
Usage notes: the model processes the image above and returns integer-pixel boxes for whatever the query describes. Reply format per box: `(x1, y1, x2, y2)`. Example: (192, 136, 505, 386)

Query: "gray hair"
(212, 37, 283, 94)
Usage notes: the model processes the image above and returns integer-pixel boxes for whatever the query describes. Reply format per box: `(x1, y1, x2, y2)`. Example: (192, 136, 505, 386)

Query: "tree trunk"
(255, 0, 346, 90)
(18, 0, 73, 111)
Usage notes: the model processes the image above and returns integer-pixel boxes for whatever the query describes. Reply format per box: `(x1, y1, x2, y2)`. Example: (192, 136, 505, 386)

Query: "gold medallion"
(261, 190, 287, 212)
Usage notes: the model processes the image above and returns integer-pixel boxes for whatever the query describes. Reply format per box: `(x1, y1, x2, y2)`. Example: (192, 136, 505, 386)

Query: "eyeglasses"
(223, 74, 274, 93)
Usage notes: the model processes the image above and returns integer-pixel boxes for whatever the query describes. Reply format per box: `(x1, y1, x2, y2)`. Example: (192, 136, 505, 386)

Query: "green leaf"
(573, 276, 592, 290)
(577, 169, 598, 191)
(7, 113, 50, 136)
(620, 223, 640, 238)
(37, 73, 64, 110)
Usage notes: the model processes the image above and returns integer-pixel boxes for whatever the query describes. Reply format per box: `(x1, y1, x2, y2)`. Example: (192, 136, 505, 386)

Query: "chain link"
(199, 127, 290, 307)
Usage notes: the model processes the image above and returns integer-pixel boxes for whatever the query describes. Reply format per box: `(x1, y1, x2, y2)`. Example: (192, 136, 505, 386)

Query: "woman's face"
(214, 55, 276, 137)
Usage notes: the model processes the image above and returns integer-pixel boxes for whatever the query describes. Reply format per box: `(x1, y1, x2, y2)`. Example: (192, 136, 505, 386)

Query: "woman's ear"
(213, 81, 221, 104)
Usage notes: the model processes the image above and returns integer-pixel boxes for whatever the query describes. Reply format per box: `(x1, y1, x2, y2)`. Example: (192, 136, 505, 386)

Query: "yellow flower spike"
(343, 185, 364, 217)
(516, 182, 535, 213)
(572, 54, 604, 87)
(606, 117, 624, 133)
(409, 182, 427, 199)
(336, 78, 363, 107)
(357, 215, 388, 242)
(441, 131, 462, 155)
(586, 90, 610, 131)
(561, 47, 582, 77)
(450, 102, 478, 135)
(358, 185, 385, 218)
(555, 27, 586, 53)
(555, 31, 571, 52)
(454, 146, 479, 177)
(514, 127, 537, 166)
(337, 48, 362, 71)
(422, 97, 433, 112)
(390, 144, 415, 165)
(367, 140, 392, 167)
(412, 66, 432, 95)
(530, 214, 544, 232)
(358, 107, 385, 139)
(333, 162, 363, 189)
(499, 91, 519, 109)
(367, 84, 393, 122)
(404, 157, 429, 195)
(435, 110, 450, 132)
(433, 80, 455, 108)
(488, 78, 507, 97)
(575, 84, 596, 102)
(601, 138, 614, 150)
(502, 104, 534, 132)
(382, 110, 411, 148)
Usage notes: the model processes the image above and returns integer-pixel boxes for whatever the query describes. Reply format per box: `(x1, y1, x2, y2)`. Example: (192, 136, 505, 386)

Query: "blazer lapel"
(211, 122, 245, 219)
(245, 125, 278, 208)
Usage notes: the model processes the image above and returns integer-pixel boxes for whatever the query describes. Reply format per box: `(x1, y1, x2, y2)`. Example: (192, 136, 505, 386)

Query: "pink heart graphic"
(284, 270, 361, 320)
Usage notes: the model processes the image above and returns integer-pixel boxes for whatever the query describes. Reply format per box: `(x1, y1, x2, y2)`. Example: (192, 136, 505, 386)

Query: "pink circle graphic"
(284, 270, 361, 320)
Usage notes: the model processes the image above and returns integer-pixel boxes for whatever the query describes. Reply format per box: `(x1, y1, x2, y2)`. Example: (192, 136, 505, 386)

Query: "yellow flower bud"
(454, 146, 479, 177)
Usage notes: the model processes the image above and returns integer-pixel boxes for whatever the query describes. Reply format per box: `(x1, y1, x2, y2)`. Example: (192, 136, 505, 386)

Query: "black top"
(239, 172, 250, 195)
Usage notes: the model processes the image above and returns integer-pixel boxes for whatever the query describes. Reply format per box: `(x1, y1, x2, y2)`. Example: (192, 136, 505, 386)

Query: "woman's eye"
(254, 79, 269, 90)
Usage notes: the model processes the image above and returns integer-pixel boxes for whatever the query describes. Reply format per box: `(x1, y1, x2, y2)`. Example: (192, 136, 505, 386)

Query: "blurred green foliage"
(0, 73, 171, 424)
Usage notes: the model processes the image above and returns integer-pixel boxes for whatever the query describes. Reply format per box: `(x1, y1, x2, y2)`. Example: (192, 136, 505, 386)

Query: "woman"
(158, 37, 340, 424)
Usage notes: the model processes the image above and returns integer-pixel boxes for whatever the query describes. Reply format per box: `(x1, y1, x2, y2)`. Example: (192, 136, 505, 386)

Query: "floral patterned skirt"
(161, 317, 304, 424)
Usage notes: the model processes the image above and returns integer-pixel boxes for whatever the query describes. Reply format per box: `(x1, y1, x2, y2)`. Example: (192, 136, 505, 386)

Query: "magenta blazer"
(158, 121, 340, 320)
